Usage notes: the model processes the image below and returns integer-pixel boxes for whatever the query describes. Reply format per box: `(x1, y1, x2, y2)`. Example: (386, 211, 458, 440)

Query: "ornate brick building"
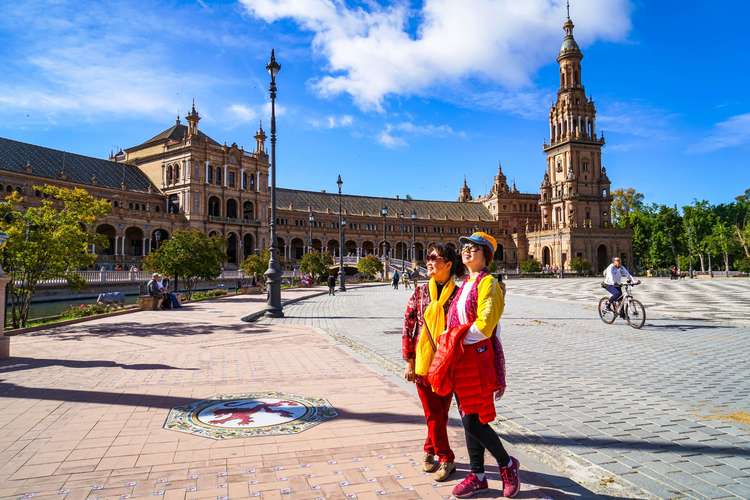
(0, 13, 629, 272)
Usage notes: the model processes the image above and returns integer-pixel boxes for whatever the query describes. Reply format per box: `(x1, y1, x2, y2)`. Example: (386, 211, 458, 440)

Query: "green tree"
(706, 222, 735, 276)
(647, 205, 683, 270)
(357, 254, 383, 279)
(683, 200, 715, 272)
(0, 186, 111, 328)
(611, 187, 644, 228)
(143, 229, 225, 300)
(570, 256, 592, 274)
(241, 249, 270, 282)
(520, 259, 541, 273)
(299, 251, 334, 282)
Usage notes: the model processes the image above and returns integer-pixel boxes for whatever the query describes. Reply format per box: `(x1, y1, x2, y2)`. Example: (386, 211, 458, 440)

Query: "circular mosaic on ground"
(163, 391, 337, 439)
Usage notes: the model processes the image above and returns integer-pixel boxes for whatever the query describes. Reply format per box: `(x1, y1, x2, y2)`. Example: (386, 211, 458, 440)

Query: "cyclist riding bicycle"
(603, 256, 638, 313)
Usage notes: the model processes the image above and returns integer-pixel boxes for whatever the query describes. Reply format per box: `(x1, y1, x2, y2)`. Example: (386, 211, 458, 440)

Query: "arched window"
(166, 164, 173, 185)
(250, 174, 256, 190)
(207, 166, 214, 184)
(243, 201, 254, 220)
(216, 168, 222, 185)
(242, 172, 247, 190)
(173, 164, 180, 182)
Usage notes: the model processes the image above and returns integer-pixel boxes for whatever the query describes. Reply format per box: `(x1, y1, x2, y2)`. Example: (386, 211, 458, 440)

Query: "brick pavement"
(0, 286, 615, 499)
(259, 280, 750, 499)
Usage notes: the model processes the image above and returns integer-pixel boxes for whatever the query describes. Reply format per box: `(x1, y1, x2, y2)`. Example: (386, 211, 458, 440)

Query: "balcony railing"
(208, 215, 261, 226)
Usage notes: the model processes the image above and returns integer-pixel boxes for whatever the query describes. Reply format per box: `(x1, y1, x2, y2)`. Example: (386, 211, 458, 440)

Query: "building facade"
(0, 13, 629, 272)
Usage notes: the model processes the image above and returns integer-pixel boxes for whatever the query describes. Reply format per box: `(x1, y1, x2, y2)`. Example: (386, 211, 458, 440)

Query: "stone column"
(142, 238, 148, 256)
(0, 274, 11, 358)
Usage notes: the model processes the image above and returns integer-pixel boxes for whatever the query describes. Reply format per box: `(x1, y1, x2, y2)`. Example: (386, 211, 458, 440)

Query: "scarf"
(415, 277, 456, 376)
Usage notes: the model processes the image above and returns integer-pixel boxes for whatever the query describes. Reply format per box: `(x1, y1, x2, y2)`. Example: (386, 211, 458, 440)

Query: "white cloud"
(228, 104, 259, 123)
(308, 114, 354, 128)
(691, 113, 750, 153)
(240, 0, 632, 111)
(377, 121, 463, 148)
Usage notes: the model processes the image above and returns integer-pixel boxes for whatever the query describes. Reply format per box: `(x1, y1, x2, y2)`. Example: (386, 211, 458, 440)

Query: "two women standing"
(401, 232, 520, 498)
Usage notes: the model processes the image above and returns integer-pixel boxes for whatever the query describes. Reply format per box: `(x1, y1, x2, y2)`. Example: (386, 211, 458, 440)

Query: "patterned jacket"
(401, 282, 458, 361)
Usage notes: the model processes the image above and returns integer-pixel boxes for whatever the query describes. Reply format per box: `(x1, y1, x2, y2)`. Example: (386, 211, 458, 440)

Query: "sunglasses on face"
(426, 253, 446, 262)
(462, 244, 481, 254)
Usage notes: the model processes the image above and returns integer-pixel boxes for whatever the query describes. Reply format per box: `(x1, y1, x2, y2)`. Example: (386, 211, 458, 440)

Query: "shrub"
(357, 255, 383, 278)
(520, 259, 542, 273)
(62, 303, 114, 319)
(570, 256, 592, 274)
(190, 289, 229, 301)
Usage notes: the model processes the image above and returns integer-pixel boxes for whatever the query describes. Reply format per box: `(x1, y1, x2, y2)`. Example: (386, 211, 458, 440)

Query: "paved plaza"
(0, 278, 748, 500)
(258, 278, 750, 499)
(0, 285, 614, 500)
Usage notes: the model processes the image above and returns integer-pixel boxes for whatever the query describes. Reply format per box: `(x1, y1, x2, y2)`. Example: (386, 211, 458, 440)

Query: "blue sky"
(0, 0, 748, 208)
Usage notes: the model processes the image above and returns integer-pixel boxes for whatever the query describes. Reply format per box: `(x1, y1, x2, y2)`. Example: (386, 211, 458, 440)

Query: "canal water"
(23, 294, 140, 320)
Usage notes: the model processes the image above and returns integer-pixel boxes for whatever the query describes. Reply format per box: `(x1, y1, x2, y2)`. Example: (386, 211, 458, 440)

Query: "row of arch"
(207, 197, 255, 220)
(539, 244, 610, 272)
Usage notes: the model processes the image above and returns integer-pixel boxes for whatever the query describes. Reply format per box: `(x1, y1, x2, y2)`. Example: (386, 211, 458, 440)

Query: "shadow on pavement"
(0, 357, 197, 373)
(28, 321, 273, 342)
(644, 322, 736, 331)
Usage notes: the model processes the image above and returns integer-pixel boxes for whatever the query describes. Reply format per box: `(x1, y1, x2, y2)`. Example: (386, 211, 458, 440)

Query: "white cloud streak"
(377, 121, 464, 148)
(691, 113, 750, 153)
(308, 114, 354, 128)
(240, 0, 632, 112)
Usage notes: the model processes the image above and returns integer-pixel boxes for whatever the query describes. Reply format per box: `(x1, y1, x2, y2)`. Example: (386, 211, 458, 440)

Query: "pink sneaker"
(500, 456, 521, 498)
(451, 472, 488, 498)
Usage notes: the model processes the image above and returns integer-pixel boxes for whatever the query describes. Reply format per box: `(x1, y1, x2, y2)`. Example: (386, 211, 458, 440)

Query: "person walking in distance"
(402, 244, 463, 482)
(327, 273, 336, 296)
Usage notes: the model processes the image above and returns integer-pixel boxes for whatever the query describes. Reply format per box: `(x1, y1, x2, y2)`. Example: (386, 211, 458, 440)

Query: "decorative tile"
(163, 391, 337, 439)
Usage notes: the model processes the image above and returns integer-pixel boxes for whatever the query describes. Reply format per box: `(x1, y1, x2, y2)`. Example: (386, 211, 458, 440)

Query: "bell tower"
(540, 7, 611, 231)
(457, 176, 472, 202)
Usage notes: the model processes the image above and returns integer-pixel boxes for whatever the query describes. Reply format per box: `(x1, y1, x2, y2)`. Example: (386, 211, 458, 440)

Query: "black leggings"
(462, 413, 510, 473)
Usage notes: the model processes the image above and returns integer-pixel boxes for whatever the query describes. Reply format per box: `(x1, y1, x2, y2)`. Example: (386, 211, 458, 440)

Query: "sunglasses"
(462, 244, 481, 254)
(426, 254, 446, 262)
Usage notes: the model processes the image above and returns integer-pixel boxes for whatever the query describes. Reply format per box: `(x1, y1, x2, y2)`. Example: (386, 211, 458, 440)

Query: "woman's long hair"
(427, 243, 465, 278)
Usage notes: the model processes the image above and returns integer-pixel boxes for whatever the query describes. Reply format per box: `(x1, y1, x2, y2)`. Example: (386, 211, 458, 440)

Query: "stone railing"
(26, 269, 250, 288)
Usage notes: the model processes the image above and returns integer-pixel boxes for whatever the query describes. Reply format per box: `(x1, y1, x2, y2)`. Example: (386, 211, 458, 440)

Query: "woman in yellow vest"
(401, 243, 462, 481)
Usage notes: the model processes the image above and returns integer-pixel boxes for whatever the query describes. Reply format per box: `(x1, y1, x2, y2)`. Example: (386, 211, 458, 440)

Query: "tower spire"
(566, 0, 570, 20)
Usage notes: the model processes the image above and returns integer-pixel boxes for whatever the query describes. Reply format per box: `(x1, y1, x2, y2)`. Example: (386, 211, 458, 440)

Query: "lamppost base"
(0, 336, 9, 359)
(264, 308, 285, 318)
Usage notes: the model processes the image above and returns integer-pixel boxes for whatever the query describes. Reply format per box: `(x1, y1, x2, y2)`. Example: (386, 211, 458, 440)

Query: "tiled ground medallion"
(164, 391, 337, 439)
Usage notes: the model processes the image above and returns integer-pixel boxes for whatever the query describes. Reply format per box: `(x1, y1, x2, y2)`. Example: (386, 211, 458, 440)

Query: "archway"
(495, 244, 505, 262)
(208, 196, 221, 217)
(542, 246, 551, 267)
(168, 194, 180, 214)
(327, 239, 338, 256)
(362, 241, 374, 256)
(124, 227, 144, 256)
(226, 199, 238, 219)
(243, 234, 254, 259)
(345, 240, 357, 256)
(226, 233, 239, 264)
(597, 244, 608, 273)
(311, 238, 322, 252)
(243, 201, 254, 221)
(151, 229, 170, 251)
(395, 242, 407, 260)
(291, 238, 305, 260)
(414, 242, 424, 262)
(96, 224, 116, 255)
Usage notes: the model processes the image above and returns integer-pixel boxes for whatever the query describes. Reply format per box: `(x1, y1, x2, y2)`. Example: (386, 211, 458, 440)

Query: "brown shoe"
(432, 461, 456, 482)
(422, 454, 438, 473)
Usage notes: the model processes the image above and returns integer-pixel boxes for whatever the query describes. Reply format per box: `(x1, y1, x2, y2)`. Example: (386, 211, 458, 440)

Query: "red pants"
(416, 379, 454, 463)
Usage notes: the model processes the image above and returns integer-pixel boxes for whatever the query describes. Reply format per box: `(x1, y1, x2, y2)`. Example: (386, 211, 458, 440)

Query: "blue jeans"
(605, 285, 622, 304)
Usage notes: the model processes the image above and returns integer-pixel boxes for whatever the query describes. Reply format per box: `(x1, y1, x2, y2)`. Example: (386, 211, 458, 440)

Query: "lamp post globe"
(337, 175, 346, 292)
(263, 48, 284, 317)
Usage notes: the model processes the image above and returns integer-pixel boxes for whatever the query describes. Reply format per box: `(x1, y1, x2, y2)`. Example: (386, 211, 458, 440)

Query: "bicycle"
(597, 281, 646, 329)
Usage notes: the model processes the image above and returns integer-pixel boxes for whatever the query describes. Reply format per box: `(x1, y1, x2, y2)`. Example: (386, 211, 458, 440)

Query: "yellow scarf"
(415, 277, 455, 376)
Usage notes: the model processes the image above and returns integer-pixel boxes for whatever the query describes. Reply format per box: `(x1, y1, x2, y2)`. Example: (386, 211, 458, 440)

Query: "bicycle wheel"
(626, 299, 646, 329)
(598, 297, 616, 324)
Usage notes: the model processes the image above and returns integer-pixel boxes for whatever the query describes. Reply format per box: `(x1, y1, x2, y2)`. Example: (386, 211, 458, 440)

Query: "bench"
(138, 296, 161, 310)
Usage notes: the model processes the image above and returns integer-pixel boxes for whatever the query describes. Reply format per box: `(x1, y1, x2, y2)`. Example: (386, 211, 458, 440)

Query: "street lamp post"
(381, 206, 389, 281)
(337, 175, 347, 292)
(398, 211, 405, 271)
(264, 49, 283, 317)
(307, 207, 314, 254)
(0, 231, 10, 358)
(410, 210, 416, 268)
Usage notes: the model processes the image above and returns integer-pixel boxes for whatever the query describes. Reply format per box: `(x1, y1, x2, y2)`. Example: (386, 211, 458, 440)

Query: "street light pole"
(410, 210, 416, 268)
(307, 207, 314, 255)
(399, 211, 404, 271)
(264, 49, 283, 317)
(337, 175, 347, 292)
(381, 206, 389, 281)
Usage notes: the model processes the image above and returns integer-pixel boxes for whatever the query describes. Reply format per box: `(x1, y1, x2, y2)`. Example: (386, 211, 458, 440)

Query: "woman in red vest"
(448, 232, 520, 498)
(401, 243, 462, 482)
